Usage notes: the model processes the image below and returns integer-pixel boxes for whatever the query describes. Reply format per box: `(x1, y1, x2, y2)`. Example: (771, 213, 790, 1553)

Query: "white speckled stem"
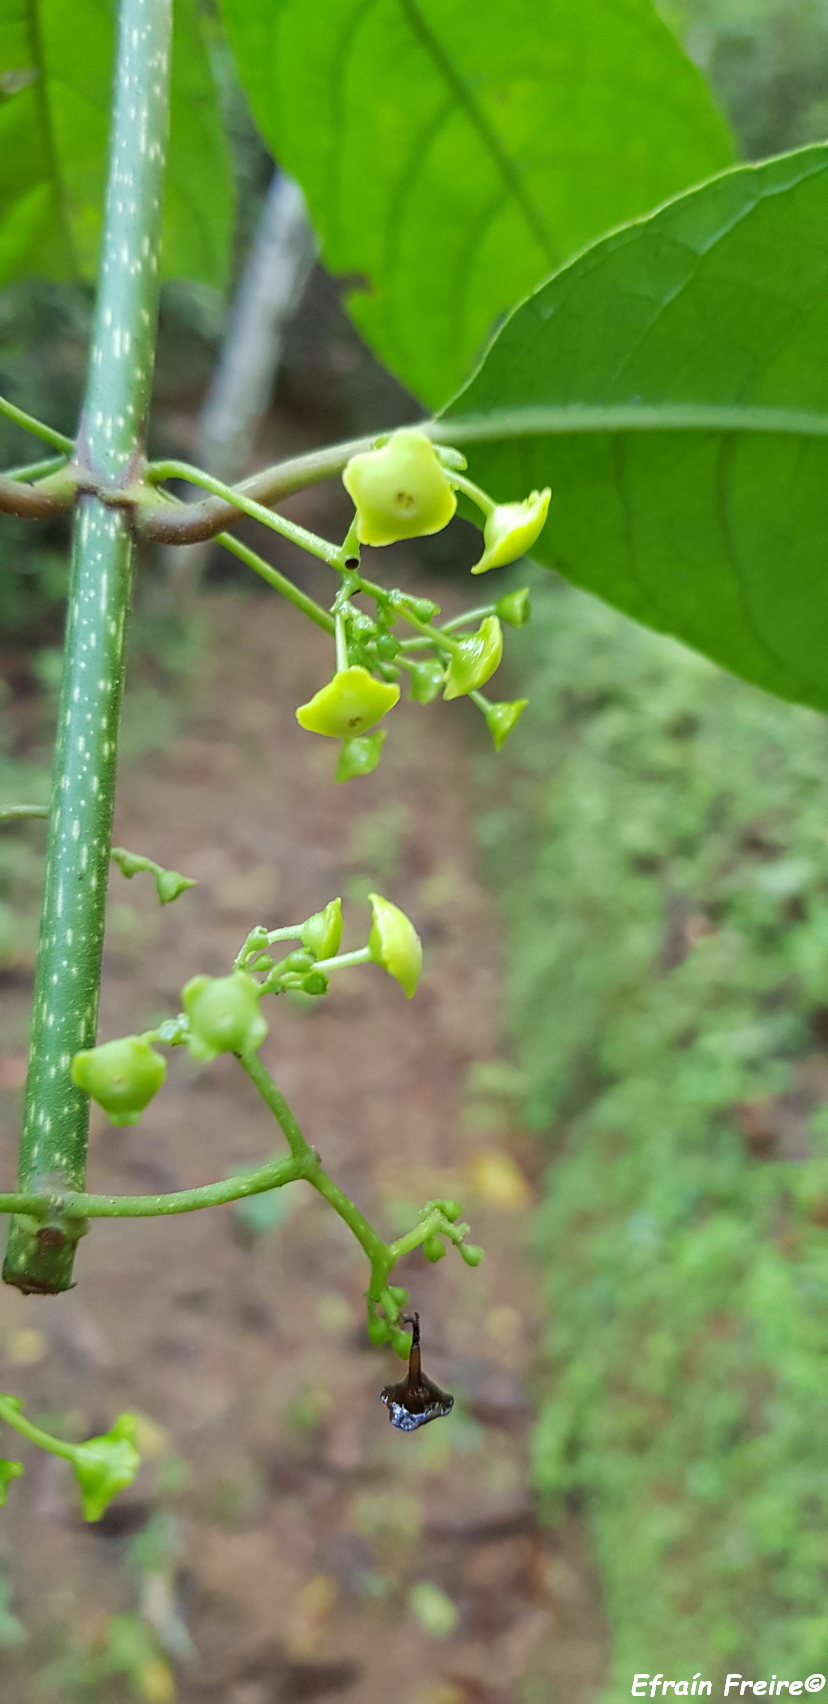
(4, 0, 172, 1294)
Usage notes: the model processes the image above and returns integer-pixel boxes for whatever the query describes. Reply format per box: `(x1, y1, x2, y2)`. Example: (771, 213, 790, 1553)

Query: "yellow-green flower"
(471, 488, 551, 574)
(443, 616, 503, 700)
(296, 667, 399, 738)
(343, 429, 457, 546)
(368, 892, 422, 997)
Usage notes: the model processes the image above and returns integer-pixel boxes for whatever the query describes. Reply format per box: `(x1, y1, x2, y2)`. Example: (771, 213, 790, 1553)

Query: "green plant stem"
(148, 459, 343, 567)
(238, 1054, 388, 1266)
(0, 806, 49, 822)
(313, 947, 373, 974)
(0, 393, 74, 454)
(216, 532, 334, 634)
(451, 472, 495, 515)
(0, 1395, 76, 1462)
(3, 0, 173, 1297)
(238, 1053, 314, 1161)
(5, 455, 69, 482)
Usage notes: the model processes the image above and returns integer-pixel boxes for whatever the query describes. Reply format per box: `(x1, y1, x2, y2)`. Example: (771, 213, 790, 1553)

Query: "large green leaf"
(0, 0, 233, 289)
(441, 145, 828, 716)
(220, 0, 732, 406)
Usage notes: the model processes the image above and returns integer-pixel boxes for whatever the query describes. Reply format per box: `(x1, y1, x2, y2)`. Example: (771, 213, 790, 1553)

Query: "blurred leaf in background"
(220, 0, 732, 405)
(486, 572, 828, 1685)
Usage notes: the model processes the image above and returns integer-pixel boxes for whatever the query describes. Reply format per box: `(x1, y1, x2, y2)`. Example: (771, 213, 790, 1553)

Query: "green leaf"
(0, 0, 233, 289)
(442, 143, 828, 716)
(219, 0, 732, 405)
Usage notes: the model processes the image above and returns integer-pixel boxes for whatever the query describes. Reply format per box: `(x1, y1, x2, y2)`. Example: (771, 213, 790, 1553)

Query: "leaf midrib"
(436, 403, 828, 441)
(396, 0, 556, 266)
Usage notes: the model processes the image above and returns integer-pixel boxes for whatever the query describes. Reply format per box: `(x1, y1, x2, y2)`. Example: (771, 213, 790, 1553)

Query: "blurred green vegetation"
(484, 577, 828, 1686)
(664, 0, 828, 157)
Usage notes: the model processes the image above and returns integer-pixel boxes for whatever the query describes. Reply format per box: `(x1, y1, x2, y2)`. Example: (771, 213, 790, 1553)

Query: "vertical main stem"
(3, 0, 172, 1294)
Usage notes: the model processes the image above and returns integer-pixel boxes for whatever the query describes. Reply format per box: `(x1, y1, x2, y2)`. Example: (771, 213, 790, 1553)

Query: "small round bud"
(375, 632, 400, 661)
(302, 971, 329, 996)
(391, 1327, 414, 1358)
(368, 892, 423, 998)
(182, 971, 267, 1062)
(297, 666, 399, 740)
(494, 587, 531, 628)
(283, 950, 315, 972)
(471, 489, 551, 575)
(71, 1036, 167, 1127)
(481, 698, 528, 752)
(388, 1285, 409, 1306)
(368, 1316, 390, 1345)
(459, 1242, 485, 1267)
(336, 730, 386, 783)
(444, 616, 503, 700)
(302, 900, 343, 960)
(409, 659, 445, 704)
(435, 1199, 463, 1222)
(423, 1236, 446, 1262)
(343, 429, 457, 546)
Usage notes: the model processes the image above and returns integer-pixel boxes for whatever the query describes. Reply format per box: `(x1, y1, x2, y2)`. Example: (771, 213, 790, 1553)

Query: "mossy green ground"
(485, 576, 828, 1691)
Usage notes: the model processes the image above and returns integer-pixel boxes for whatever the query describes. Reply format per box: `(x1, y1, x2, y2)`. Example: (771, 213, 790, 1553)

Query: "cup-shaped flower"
(336, 730, 386, 782)
(443, 616, 503, 700)
(471, 489, 551, 574)
(301, 897, 343, 961)
(71, 1413, 141, 1522)
(297, 667, 399, 739)
(182, 971, 267, 1062)
(368, 892, 422, 998)
(343, 429, 457, 546)
(481, 697, 529, 752)
(408, 659, 445, 704)
(494, 587, 531, 629)
(0, 1460, 23, 1506)
(71, 1036, 167, 1127)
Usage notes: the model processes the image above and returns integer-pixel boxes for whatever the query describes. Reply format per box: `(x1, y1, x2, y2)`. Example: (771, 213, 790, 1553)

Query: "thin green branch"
(238, 1053, 313, 1162)
(216, 531, 334, 634)
(0, 806, 49, 822)
(5, 454, 70, 483)
(0, 393, 74, 454)
(0, 1394, 76, 1462)
(147, 458, 343, 567)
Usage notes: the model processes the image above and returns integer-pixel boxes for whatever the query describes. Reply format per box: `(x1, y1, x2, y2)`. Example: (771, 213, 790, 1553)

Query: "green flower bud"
(0, 1459, 23, 1506)
(391, 1327, 414, 1359)
(336, 730, 386, 783)
(434, 1199, 463, 1222)
(297, 666, 399, 740)
(459, 1242, 485, 1267)
(408, 659, 445, 704)
(301, 898, 343, 960)
(481, 698, 528, 752)
(375, 632, 400, 661)
(283, 949, 315, 972)
(155, 868, 198, 905)
(302, 971, 329, 996)
(423, 1236, 446, 1262)
(70, 1036, 167, 1128)
(471, 489, 551, 574)
(182, 971, 267, 1062)
(443, 616, 503, 701)
(388, 1285, 409, 1307)
(368, 892, 423, 998)
(71, 1414, 141, 1523)
(367, 1316, 390, 1346)
(494, 587, 531, 629)
(342, 428, 457, 546)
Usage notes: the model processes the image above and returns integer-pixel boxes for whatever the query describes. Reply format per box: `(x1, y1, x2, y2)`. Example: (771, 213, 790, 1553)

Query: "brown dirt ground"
(0, 581, 607, 1704)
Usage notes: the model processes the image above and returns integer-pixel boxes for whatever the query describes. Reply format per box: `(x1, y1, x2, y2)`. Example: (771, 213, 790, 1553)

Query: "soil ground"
(0, 583, 606, 1704)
